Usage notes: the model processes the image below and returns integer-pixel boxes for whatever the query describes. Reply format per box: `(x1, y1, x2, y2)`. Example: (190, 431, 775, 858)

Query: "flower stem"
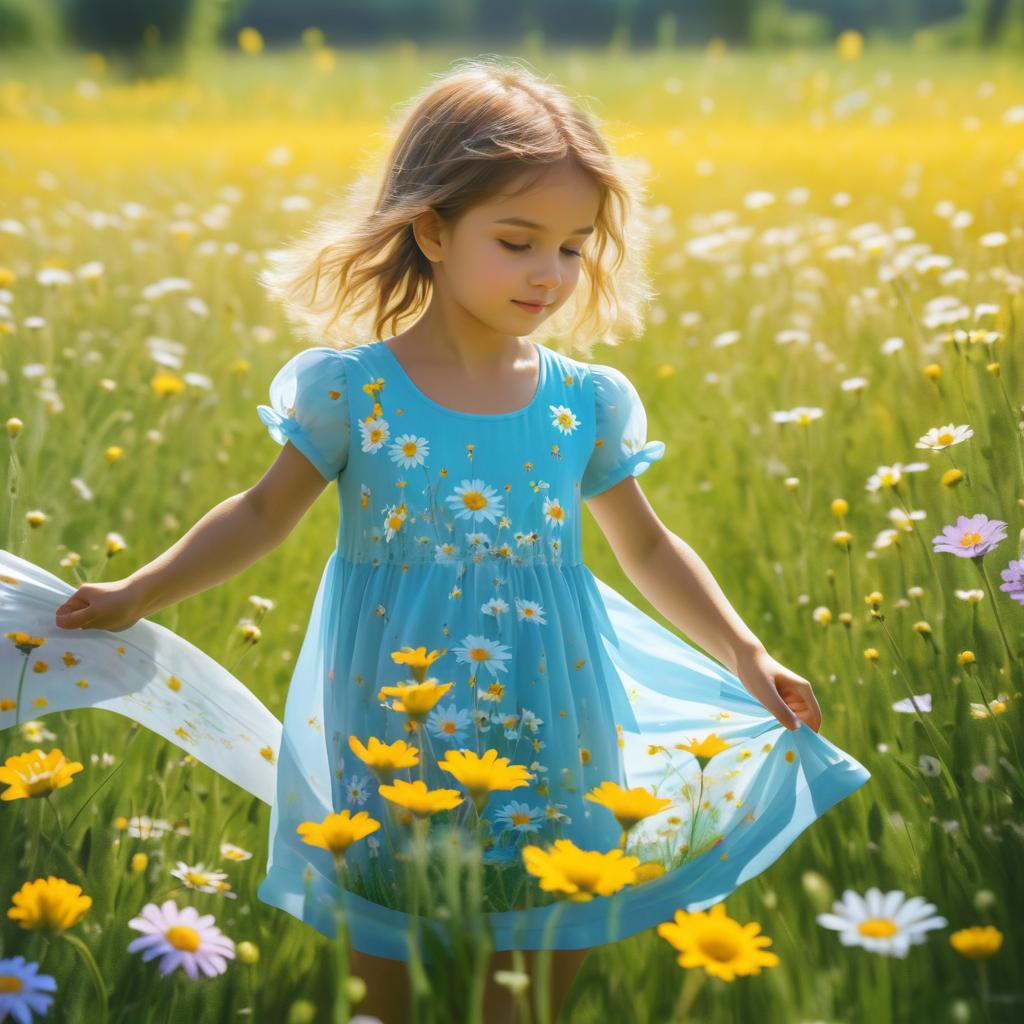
(61, 932, 109, 1024)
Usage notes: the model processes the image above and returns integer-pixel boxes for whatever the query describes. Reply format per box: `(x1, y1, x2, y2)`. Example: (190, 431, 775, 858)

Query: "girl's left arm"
(586, 477, 822, 733)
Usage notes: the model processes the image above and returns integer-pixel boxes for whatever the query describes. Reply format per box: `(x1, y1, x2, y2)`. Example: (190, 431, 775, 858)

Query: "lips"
(513, 300, 548, 312)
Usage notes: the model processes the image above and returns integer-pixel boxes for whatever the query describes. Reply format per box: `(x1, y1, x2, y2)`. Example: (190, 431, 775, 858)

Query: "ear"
(411, 208, 446, 264)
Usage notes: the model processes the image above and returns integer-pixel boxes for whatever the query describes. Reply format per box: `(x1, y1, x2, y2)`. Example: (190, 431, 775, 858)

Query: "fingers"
(55, 606, 91, 630)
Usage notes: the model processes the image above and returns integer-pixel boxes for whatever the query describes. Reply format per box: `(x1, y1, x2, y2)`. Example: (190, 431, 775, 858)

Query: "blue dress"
(0, 338, 870, 963)
(250, 339, 871, 960)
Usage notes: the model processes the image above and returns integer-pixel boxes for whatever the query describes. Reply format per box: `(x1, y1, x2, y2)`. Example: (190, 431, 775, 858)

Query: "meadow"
(0, 36, 1022, 1024)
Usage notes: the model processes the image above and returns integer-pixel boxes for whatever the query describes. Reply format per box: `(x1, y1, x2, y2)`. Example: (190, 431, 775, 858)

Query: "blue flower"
(0, 955, 57, 1024)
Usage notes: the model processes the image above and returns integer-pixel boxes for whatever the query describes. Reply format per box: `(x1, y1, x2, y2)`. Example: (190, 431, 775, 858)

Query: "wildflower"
(437, 748, 533, 814)
(932, 514, 1006, 558)
(657, 903, 780, 980)
(348, 735, 419, 782)
(378, 778, 463, 819)
(493, 800, 544, 835)
(999, 556, 1024, 605)
(521, 838, 638, 901)
(892, 694, 931, 714)
(390, 645, 445, 682)
(236, 941, 260, 965)
(8, 877, 92, 937)
(126, 815, 174, 839)
(170, 862, 236, 899)
(0, 956, 57, 1022)
(674, 733, 732, 770)
(131, 853, 148, 873)
(237, 27, 263, 55)
(219, 842, 252, 862)
(816, 887, 947, 956)
(584, 781, 673, 847)
(296, 810, 380, 859)
(949, 925, 1003, 959)
(426, 703, 473, 744)
(377, 680, 453, 722)
(915, 424, 973, 451)
(0, 748, 84, 800)
(127, 900, 236, 979)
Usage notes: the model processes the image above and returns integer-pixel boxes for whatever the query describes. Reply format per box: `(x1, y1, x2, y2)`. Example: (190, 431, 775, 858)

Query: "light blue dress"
(0, 338, 870, 964)
(251, 339, 871, 960)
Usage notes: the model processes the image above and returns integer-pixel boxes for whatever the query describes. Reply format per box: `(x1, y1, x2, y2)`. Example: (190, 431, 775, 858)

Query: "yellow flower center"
(462, 491, 487, 511)
(469, 647, 490, 662)
(402, 442, 417, 456)
(959, 532, 981, 547)
(0, 975, 24, 993)
(185, 872, 210, 886)
(165, 925, 201, 951)
(858, 917, 898, 938)
(697, 927, 742, 962)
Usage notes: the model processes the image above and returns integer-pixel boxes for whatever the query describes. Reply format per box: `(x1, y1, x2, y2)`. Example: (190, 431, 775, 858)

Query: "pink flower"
(931, 513, 1007, 558)
(127, 899, 235, 980)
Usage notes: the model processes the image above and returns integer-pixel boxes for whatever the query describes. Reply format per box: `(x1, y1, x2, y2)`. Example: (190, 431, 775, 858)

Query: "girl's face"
(421, 159, 603, 337)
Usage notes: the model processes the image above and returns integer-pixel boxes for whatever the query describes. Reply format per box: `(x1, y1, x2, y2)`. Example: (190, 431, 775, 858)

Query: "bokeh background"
(1, 1, 1022, 1022)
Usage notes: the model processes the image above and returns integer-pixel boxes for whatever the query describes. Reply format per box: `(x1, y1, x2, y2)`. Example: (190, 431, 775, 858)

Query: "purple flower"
(999, 556, 1024, 606)
(931, 514, 1007, 558)
(127, 899, 235, 980)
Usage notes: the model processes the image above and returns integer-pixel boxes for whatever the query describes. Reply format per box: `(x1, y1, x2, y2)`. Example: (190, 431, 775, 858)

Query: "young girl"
(2, 58, 870, 1023)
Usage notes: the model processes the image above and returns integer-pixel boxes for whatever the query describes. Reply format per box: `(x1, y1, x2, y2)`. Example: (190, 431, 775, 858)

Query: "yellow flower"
(238, 27, 264, 55)
(6, 417, 23, 438)
(348, 735, 419, 780)
(949, 925, 1003, 959)
(674, 733, 732, 769)
(237, 940, 260, 965)
(438, 748, 533, 813)
(5, 631, 45, 656)
(378, 679, 453, 721)
(584, 781, 673, 844)
(296, 809, 380, 859)
(131, 853, 148, 873)
(377, 778, 463, 819)
(0, 748, 84, 800)
(521, 838, 639, 901)
(104, 445, 124, 463)
(634, 861, 667, 884)
(390, 645, 446, 682)
(150, 369, 185, 397)
(8, 876, 92, 936)
(836, 29, 864, 60)
(657, 902, 780, 981)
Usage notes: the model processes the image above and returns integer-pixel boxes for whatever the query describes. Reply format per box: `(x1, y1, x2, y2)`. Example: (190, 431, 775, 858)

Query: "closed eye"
(499, 240, 582, 258)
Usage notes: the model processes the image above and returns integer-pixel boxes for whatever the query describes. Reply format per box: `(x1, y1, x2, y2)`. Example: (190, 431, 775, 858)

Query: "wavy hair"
(259, 55, 657, 358)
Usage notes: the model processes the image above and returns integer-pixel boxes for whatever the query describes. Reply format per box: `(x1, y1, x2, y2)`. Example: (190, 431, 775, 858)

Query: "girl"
(2, 57, 870, 1023)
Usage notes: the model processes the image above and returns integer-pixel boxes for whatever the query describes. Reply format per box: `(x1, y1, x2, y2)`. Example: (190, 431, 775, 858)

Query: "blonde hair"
(260, 55, 656, 358)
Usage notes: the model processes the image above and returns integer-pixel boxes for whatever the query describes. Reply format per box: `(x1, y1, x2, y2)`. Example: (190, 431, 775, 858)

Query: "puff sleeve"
(256, 346, 350, 481)
(581, 363, 666, 500)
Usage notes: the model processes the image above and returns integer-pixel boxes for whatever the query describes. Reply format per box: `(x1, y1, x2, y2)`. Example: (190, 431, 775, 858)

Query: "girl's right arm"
(54, 442, 330, 631)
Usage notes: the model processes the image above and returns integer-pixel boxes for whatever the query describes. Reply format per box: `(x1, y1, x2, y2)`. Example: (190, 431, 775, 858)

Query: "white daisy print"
(494, 800, 544, 834)
(520, 709, 544, 732)
(482, 597, 510, 617)
(445, 479, 505, 524)
(544, 802, 571, 824)
(542, 497, 566, 527)
(388, 433, 430, 467)
(465, 532, 492, 550)
(427, 703, 473, 744)
(383, 504, 407, 542)
(471, 708, 491, 732)
(359, 416, 390, 453)
(434, 542, 460, 564)
(816, 887, 947, 957)
(451, 634, 512, 675)
(515, 598, 546, 625)
(345, 773, 373, 806)
(491, 710, 520, 738)
(548, 404, 580, 435)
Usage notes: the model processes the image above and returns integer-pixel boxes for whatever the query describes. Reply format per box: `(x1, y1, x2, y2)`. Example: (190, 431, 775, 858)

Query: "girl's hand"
(733, 645, 822, 733)
(54, 579, 147, 633)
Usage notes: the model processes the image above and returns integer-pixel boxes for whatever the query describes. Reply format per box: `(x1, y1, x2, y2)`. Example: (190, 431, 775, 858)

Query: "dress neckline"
(370, 339, 547, 420)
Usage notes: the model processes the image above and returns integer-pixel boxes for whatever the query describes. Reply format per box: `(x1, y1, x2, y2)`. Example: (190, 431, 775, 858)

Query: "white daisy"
(892, 694, 931, 713)
(170, 862, 236, 899)
(481, 597, 510, 617)
(427, 703, 472, 744)
(127, 899, 236, 979)
(816, 887, 947, 957)
(548, 405, 580, 435)
(445, 479, 505, 524)
(451, 634, 512, 676)
(219, 842, 252, 862)
(515, 598, 546, 625)
(914, 423, 973, 451)
(520, 709, 544, 733)
(388, 433, 430, 468)
(542, 497, 566, 527)
(471, 708, 491, 732)
(127, 816, 174, 840)
(359, 416, 390, 453)
(494, 800, 543, 834)
(434, 542, 460, 563)
(544, 802, 571, 823)
(770, 406, 824, 425)
(491, 711, 520, 739)
(382, 505, 407, 542)
(465, 532, 492, 549)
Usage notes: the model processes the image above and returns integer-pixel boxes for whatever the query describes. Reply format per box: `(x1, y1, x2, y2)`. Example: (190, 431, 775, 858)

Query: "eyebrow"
(493, 217, 595, 236)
